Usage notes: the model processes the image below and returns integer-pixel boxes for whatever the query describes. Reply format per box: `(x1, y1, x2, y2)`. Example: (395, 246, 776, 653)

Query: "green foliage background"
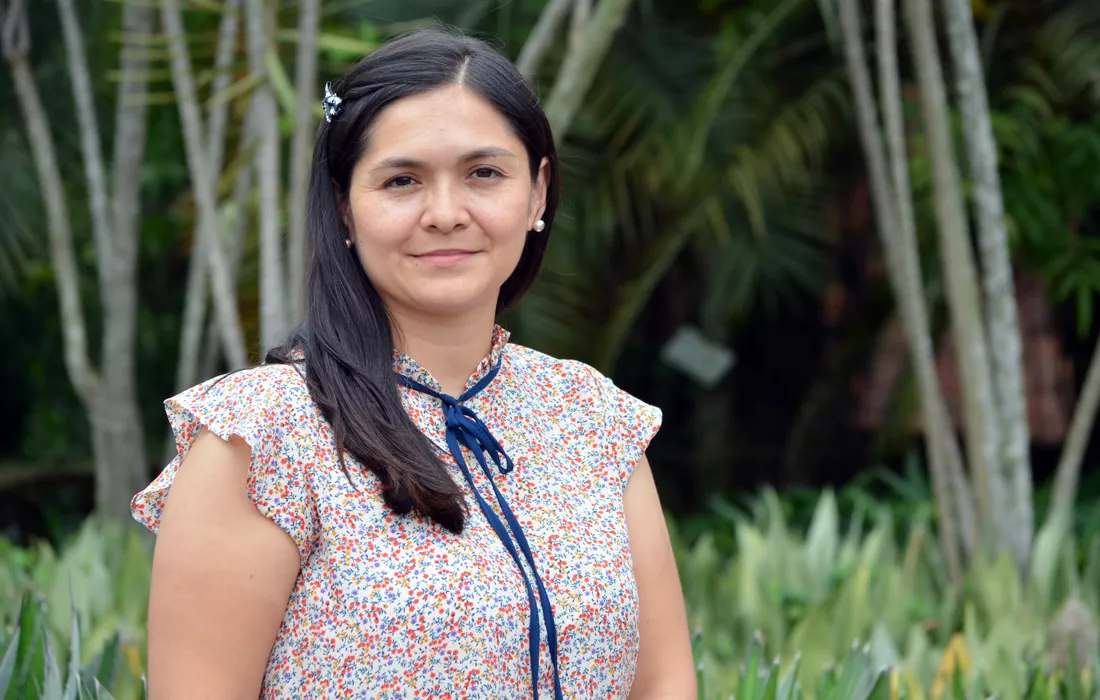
(2, 0, 1100, 697)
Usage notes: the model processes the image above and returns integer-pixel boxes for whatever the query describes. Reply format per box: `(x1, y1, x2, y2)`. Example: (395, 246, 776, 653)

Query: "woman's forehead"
(363, 86, 519, 160)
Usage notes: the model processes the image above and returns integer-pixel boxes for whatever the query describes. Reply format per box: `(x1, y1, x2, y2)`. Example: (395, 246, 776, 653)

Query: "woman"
(132, 27, 695, 699)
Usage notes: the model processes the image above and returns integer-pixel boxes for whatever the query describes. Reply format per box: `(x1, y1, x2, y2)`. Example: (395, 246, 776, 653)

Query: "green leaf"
(275, 28, 378, 62)
(777, 653, 801, 700)
(1031, 511, 1071, 612)
(804, 490, 839, 599)
(864, 670, 894, 700)
(263, 49, 298, 120)
(829, 642, 868, 700)
(816, 665, 836, 698)
(738, 632, 764, 699)
(6, 595, 46, 700)
(94, 680, 116, 700)
(0, 624, 19, 696)
(1064, 633, 1086, 700)
(61, 602, 80, 700)
(82, 634, 119, 693)
(205, 73, 264, 111)
(759, 656, 780, 700)
(41, 631, 63, 700)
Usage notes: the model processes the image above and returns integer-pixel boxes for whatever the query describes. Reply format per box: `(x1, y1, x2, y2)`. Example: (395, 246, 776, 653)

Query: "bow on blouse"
(397, 363, 563, 700)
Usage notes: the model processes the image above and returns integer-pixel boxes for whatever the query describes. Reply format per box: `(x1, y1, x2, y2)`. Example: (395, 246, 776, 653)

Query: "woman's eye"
(471, 167, 500, 180)
(386, 175, 416, 189)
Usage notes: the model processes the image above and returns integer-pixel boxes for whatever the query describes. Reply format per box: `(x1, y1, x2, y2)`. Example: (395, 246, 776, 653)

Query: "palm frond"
(1016, 0, 1100, 110)
(513, 1, 842, 368)
(697, 183, 831, 326)
(685, 0, 810, 176)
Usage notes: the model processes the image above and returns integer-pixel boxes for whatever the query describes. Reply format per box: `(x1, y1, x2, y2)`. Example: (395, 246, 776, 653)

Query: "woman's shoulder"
(164, 362, 318, 452)
(503, 343, 662, 488)
(137, 361, 320, 554)
(504, 343, 602, 385)
(185, 361, 309, 392)
(171, 362, 311, 413)
(502, 343, 630, 404)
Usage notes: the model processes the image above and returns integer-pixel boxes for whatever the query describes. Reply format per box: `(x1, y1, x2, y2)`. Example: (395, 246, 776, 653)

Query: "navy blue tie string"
(396, 363, 563, 699)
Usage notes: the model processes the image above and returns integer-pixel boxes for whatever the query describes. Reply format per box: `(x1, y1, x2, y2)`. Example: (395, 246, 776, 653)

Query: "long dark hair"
(265, 28, 560, 533)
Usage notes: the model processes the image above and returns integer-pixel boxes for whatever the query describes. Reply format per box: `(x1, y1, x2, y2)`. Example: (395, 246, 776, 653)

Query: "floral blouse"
(131, 325, 662, 698)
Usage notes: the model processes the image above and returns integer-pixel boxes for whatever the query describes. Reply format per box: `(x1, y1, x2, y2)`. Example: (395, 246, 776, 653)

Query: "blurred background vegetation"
(1, 0, 1100, 697)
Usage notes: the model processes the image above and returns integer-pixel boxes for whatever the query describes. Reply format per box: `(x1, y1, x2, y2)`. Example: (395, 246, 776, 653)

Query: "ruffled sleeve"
(582, 365, 663, 492)
(131, 363, 318, 561)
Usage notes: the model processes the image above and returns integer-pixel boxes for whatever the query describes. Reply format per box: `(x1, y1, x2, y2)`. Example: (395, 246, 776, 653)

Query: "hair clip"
(322, 81, 344, 123)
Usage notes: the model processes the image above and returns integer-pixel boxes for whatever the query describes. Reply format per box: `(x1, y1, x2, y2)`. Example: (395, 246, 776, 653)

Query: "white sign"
(659, 325, 736, 388)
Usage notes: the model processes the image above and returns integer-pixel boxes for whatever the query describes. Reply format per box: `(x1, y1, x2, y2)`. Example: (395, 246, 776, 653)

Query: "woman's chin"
(399, 286, 500, 320)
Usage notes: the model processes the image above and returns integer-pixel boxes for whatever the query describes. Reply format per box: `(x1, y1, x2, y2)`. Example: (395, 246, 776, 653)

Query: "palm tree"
(508, 0, 850, 372)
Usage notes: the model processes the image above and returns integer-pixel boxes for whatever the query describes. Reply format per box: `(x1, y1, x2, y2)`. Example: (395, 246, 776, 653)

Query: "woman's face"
(343, 83, 549, 322)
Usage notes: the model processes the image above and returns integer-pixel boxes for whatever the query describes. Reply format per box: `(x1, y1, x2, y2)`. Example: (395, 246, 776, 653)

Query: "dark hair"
(266, 27, 560, 533)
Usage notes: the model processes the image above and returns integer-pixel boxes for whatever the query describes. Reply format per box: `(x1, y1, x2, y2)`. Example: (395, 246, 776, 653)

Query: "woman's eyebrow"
(370, 146, 518, 173)
(457, 146, 517, 162)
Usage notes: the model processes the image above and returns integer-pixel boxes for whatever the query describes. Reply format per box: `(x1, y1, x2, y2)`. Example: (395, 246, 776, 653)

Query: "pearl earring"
(533, 219, 545, 233)
(345, 238, 353, 248)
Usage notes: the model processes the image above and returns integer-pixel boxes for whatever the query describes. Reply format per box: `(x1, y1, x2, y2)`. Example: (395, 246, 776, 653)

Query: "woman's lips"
(414, 250, 478, 266)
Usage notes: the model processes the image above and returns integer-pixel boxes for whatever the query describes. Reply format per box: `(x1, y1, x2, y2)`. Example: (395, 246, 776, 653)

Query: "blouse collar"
(392, 324, 511, 396)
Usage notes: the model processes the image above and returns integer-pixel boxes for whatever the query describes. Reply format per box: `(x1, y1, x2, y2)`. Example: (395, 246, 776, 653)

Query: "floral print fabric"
(131, 326, 662, 698)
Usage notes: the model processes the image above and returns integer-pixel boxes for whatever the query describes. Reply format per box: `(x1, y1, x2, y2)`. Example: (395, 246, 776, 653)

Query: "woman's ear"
(529, 157, 550, 229)
(333, 179, 353, 235)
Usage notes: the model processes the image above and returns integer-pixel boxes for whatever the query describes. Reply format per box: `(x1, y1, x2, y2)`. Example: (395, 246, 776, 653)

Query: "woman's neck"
(391, 308, 498, 397)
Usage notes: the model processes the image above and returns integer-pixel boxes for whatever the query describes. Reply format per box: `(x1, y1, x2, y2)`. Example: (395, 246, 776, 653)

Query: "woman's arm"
(625, 454, 697, 699)
(147, 429, 301, 700)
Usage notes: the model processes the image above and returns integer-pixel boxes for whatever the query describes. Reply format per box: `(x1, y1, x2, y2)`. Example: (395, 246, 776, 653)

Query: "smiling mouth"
(413, 250, 479, 266)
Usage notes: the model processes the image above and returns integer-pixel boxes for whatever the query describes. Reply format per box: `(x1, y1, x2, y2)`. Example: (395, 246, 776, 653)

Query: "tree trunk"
(200, 158, 255, 381)
(56, 0, 113, 296)
(287, 0, 320, 321)
(100, 2, 156, 510)
(204, 0, 242, 186)
(837, 0, 962, 584)
(873, 0, 976, 560)
(569, 0, 593, 51)
(245, 0, 288, 353)
(940, 0, 1033, 570)
(6, 0, 154, 518)
(903, 0, 1003, 561)
(90, 391, 148, 522)
(159, 0, 249, 370)
(173, 0, 243, 395)
(544, 0, 636, 136)
(3, 0, 100, 403)
(515, 0, 574, 81)
(166, 130, 257, 468)
(1048, 336, 1100, 527)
